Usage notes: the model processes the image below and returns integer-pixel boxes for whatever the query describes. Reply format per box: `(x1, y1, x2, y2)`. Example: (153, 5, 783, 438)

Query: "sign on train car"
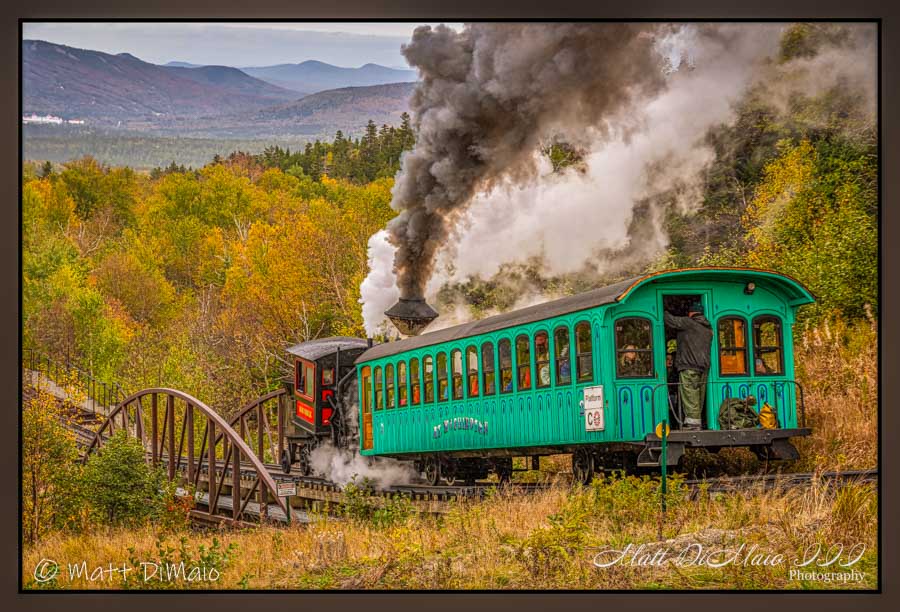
(584, 385, 605, 431)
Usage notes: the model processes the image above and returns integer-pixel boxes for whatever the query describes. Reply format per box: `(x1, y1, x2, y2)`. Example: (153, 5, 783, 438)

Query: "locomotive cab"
(281, 337, 369, 474)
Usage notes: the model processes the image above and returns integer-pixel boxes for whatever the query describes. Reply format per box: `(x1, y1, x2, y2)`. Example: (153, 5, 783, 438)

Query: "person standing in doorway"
(664, 302, 713, 431)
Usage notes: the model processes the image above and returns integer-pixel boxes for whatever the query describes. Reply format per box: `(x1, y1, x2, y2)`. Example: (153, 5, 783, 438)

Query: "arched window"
(374, 366, 384, 410)
(753, 316, 784, 375)
(554, 326, 572, 385)
(718, 317, 748, 376)
(423, 356, 434, 404)
(361, 366, 372, 414)
(499, 339, 513, 394)
(466, 345, 480, 397)
(534, 331, 551, 388)
(451, 349, 464, 400)
(410, 358, 421, 405)
(516, 334, 532, 391)
(575, 321, 595, 382)
(481, 342, 496, 396)
(398, 361, 408, 406)
(385, 363, 395, 408)
(614, 318, 653, 378)
(437, 352, 449, 401)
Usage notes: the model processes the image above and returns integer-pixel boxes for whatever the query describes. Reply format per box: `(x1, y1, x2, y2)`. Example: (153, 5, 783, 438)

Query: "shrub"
(82, 430, 165, 525)
(21, 386, 86, 543)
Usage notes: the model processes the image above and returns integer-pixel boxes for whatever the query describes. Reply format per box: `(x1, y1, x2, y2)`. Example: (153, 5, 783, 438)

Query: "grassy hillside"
(23, 475, 877, 590)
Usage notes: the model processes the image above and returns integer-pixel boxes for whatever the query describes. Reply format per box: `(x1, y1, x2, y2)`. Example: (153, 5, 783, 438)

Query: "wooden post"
(167, 395, 175, 480)
(277, 397, 284, 467)
(187, 404, 194, 484)
(135, 398, 143, 447)
(151, 394, 158, 466)
(232, 446, 241, 520)
(258, 404, 267, 520)
(257, 404, 264, 461)
(208, 421, 217, 514)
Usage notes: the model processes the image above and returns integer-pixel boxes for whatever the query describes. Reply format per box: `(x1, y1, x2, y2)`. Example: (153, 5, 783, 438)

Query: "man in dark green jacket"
(664, 302, 713, 430)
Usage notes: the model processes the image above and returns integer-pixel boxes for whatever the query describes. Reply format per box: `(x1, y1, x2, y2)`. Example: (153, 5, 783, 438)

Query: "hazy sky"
(22, 22, 463, 68)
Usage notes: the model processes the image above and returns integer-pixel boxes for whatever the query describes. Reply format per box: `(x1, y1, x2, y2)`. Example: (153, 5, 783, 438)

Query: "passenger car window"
(516, 334, 532, 390)
(718, 317, 749, 376)
(410, 358, 421, 405)
(437, 352, 449, 401)
(534, 331, 551, 388)
(575, 321, 595, 382)
(398, 361, 408, 406)
(385, 363, 395, 408)
(423, 356, 434, 403)
(753, 316, 784, 375)
(554, 326, 572, 385)
(614, 318, 653, 378)
(466, 345, 479, 397)
(451, 349, 464, 400)
(374, 366, 383, 410)
(361, 367, 372, 414)
(499, 339, 513, 394)
(481, 342, 496, 396)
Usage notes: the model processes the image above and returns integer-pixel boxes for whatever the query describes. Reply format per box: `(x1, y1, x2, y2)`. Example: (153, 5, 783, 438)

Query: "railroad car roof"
(287, 337, 370, 361)
(356, 267, 814, 364)
(357, 275, 639, 363)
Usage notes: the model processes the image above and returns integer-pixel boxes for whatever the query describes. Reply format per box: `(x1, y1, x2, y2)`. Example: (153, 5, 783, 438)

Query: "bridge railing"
(22, 346, 127, 416)
(84, 388, 289, 525)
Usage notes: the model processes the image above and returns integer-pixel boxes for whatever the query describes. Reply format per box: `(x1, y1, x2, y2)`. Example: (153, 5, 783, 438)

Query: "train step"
(636, 442, 685, 467)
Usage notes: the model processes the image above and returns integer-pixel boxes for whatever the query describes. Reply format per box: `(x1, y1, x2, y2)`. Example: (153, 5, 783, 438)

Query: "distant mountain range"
(22, 39, 417, 142)
(164, 59, 417, 95)
(239, 60, 416, 94)
(23, 40, 299, 124)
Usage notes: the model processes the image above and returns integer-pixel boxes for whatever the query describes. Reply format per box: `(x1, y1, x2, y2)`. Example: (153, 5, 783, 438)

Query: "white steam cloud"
(309, 441, 419, 489)
(360, 22, 876, 335)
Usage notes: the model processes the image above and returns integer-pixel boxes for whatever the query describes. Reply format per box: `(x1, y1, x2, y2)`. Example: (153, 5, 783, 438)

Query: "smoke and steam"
(361, 22, 876, 335)
(309, 442, 418, 489)
(308, 383, 419, 489)
(386, 23, 671, 302)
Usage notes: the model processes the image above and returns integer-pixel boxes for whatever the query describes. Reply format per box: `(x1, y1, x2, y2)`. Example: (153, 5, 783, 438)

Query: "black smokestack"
(385, 298, 439, 336)
(385, 23, 671, 302)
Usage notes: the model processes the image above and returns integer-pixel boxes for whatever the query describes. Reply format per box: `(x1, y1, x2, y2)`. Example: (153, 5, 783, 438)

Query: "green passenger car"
(354, 268, 814, 485)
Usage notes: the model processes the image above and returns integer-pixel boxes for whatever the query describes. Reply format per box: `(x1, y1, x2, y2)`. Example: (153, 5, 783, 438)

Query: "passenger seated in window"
(755, 356, 774, 374)
(539, 363, 551, 387)
(519, 367, 531, 390)
(558, 340, 571, 382)
(618, 345, 645, 377)
(501, 368, 513, 392)
(535, 334, 551, 387)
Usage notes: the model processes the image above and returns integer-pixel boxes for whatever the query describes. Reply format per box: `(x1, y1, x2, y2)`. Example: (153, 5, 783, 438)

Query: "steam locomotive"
(280, 267, 814, 485)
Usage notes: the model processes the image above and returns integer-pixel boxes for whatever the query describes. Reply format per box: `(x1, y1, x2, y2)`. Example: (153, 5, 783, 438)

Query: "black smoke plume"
(387, 23, 672, 300)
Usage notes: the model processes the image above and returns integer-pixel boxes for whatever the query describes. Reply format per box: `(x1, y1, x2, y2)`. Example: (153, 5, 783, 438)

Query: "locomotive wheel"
(423, 456, 442, 486)
(280, 448, 293, 475)
(298, 444, 312, 476)
(572, 448, 595, 486)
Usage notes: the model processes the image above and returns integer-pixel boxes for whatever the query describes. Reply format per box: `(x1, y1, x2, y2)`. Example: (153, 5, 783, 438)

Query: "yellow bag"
(758, 403, 779, 429)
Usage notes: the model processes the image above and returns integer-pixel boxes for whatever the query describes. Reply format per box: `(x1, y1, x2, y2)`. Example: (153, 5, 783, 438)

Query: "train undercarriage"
(381, 427, 811, 486)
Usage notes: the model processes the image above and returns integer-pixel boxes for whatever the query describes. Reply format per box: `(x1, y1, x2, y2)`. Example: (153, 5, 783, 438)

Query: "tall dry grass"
(23, 474, 877, 590)
(793, 315, 878, 471)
